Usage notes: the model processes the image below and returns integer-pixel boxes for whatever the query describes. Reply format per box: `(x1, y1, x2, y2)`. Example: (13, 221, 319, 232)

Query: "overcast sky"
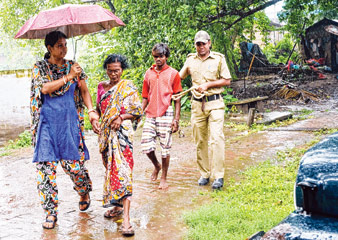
(264, 1, 284, 22)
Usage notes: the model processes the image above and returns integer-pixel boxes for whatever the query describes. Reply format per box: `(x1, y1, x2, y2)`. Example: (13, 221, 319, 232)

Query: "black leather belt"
(193, 94, 221, 102)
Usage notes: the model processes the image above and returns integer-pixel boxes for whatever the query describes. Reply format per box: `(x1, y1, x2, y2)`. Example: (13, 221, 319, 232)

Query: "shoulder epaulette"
(187, 53, 196, 58)
(212, 51, 224, 58)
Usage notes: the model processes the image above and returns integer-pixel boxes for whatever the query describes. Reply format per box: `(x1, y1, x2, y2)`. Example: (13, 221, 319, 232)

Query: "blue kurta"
(33, 82, 89, 162)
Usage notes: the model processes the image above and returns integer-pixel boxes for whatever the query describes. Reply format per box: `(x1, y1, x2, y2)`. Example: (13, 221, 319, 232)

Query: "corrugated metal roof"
(325, 25, 338, 36)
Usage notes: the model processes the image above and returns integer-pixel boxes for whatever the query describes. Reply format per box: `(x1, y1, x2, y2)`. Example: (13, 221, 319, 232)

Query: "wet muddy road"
(1, 109, 338, 240)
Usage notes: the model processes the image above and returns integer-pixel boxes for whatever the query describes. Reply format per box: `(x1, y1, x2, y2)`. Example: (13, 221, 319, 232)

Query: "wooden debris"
(226, 96, 268, 114)
(274, 86, 319, 101)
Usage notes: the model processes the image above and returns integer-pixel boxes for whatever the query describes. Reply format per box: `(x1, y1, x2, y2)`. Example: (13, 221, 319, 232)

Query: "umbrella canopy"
(15, 4, 125, 39)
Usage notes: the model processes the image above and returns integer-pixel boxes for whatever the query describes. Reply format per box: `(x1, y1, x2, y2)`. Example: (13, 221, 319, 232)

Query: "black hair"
(152, 43, 170, 58)
(103, 54, 129, 70)
(44, 31, 67, 59)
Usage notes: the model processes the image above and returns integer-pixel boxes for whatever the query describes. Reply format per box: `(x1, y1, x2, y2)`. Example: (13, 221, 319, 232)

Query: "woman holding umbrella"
(31, 30, 100, 229)
(96, 54, 142, 236)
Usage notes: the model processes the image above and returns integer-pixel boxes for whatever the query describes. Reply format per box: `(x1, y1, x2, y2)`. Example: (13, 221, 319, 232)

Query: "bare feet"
(158, 178, 169, 189)
(151, 165, 161, 181)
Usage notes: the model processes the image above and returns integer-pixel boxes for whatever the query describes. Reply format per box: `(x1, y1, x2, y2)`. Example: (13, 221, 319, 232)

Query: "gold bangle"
(63, 76, 67, 84)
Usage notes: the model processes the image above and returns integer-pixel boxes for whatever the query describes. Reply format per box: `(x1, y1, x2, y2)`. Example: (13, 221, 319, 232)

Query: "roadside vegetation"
(0, 130, 31, 156)
(183, 128, 338, 240)
(224, 107, 314, 143)
(1, 0, 336, 112)
(1, 0, 337, 238)
(0, 108, 314, 155)
(1, 113, 338, 240)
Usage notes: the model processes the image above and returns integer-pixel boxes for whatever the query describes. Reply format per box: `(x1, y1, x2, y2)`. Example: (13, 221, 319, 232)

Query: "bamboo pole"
(244, 54, 256, 96)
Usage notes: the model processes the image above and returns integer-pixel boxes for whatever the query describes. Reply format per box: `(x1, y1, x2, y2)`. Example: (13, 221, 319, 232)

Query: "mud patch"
(231, 73, 338, 112)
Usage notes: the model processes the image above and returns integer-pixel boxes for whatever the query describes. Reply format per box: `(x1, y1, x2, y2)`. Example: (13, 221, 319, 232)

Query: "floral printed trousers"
(36, 160, 92, 216)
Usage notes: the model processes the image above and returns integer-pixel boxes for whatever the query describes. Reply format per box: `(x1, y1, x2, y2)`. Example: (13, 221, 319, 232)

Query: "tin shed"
(301, 18, 338, 72)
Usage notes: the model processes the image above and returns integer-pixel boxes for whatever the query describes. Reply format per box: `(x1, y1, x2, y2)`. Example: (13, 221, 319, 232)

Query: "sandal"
(79, 194, 91, 212)
(42, 215, 57, 229)
(122, 225, 135, 237)
(104, 208, 124, 219)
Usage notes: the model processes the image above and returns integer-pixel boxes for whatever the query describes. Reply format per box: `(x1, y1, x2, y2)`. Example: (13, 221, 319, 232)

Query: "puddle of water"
(0, 123, 320, 240)
(2, 83, 338, 239)
(0, 129, 204, 240)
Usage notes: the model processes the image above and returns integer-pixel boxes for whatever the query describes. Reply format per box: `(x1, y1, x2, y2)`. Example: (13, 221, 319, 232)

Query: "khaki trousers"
(191, 99, 225, 179)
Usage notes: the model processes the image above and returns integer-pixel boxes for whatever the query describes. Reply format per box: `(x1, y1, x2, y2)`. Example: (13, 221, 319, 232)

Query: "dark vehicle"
(250, 132, 338, 240)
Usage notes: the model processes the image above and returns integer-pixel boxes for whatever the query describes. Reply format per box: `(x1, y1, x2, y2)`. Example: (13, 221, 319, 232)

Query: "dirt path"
(1, 108, 338, 240)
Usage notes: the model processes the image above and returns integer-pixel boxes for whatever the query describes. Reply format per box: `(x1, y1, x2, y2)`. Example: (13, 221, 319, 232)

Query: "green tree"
(263, 33, 299, 64)
(279, 0, 338, 39)
(0, 0, 281, 79)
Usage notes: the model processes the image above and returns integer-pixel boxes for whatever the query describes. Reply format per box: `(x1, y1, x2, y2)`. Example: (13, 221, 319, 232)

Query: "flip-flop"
(42, 215, 57, 229)
(104, 208, 124, 219)
(122, 225, 135, 237)
(79, 194, 91, 211)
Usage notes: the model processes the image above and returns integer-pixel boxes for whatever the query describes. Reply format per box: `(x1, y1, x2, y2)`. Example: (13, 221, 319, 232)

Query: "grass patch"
(225, 118, 298, 133)
(292, 108, 314, 120)
(0, 130, 32, 156)
(225, 118, 300, 143)
(225, 108, 314, 135)
(183, 136, 324, 240)
(0, 151, 10, 157)
(4, 130, 31, 149)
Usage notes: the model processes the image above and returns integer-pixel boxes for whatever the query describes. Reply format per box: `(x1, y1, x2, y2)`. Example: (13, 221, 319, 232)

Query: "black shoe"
(198, 177, 209, 186)
(212, 178, 224, 190)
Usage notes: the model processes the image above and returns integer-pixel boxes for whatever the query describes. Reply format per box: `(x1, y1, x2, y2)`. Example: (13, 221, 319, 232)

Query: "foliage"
(0, 0, 282, 116)
(180, 89, 192, 112)
(223, 87, 238, 112)
(0, 0, 83, 35)
(199, 0, 282, 31)
(0, 32, 37, 70)
(262, 33, 299, 65)
(225, 117, 298, 135)
(0, 0, 83, 70)
(2, 0, 334, 125)
(279, 0, 338, 40)
(0, 0, 278, 78)
(4, 130, 32, 149)
(183, 137, 322, 240)
(292, 108, 314, 120)
(76, 0, 246, 110)
(106, 0, 199, 87)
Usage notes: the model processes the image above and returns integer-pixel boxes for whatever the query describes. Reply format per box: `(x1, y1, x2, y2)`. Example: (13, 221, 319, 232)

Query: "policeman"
(179, 30, 231, 190)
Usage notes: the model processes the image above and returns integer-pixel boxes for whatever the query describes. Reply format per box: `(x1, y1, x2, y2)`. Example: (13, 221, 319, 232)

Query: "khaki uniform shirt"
(179, 51, 231, 96)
